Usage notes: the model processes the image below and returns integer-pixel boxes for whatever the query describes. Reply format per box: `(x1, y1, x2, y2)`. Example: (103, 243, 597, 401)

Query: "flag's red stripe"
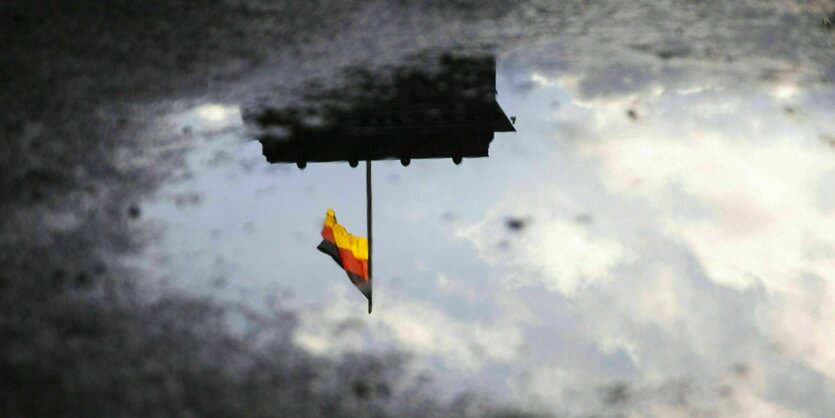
(337, 248, 368, 280)
(321, 224, 336, 243)
(321, 222, 368, 280)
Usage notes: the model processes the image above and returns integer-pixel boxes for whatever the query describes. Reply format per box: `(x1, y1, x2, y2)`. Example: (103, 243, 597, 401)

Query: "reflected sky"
(6, 0, 835, 416)
(139, 26, 835, 415)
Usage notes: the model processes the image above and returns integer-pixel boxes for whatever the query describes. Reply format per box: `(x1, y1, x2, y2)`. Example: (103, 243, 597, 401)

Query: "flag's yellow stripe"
(324, 208, 368, 261)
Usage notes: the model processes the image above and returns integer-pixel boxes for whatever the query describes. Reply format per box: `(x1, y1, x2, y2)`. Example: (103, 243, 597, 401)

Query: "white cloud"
(293, 278, 531, 371)
(569, 87, 835, 387)
(633, 267, 682, 328)
(462, 215, 627, 295)
(196, 103, 239, 122)
(769, 279, 835, 384)
(462, 78, 835, 415)
(584, 133, 835, 292)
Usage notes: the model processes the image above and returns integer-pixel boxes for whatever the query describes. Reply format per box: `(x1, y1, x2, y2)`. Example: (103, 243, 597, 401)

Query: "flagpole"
(366, 159, 373, 314)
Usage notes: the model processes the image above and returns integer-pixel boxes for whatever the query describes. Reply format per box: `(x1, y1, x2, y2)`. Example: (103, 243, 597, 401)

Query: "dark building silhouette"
(244, 55, 515, 168)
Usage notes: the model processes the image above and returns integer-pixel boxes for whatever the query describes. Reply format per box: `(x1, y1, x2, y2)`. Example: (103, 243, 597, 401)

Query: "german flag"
(317, 209, 371, 305)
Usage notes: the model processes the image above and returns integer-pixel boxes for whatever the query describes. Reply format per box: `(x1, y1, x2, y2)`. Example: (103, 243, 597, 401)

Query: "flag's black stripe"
(346, 271, 371, 300)
(316, 240, 342, 268)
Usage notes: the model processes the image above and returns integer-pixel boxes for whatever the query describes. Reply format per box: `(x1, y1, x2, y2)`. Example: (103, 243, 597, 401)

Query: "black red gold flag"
(317, 209, 371, 304)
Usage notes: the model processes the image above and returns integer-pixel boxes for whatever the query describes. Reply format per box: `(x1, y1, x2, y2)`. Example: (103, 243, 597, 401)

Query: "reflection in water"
(242, 54, 517, 315)
(4, 0, 835, 416)
(244, 55, 515, 168)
